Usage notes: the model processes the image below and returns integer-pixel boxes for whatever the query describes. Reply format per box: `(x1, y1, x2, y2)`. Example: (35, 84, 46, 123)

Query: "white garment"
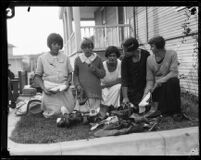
(44, 80, 67, 92)
(101, 59, 121, 108)
(79, 52, 97, 64)
(74, 98, 101, 113)
(102, 84, 121, 108)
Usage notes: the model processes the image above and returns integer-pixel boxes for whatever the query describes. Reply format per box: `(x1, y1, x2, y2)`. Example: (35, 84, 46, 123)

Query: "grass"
(10, 113, 95, 144)
(10, 91, 199, 144)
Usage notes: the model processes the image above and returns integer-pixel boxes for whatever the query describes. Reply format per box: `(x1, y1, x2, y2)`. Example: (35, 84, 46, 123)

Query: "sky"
(7, 7, 64, 55)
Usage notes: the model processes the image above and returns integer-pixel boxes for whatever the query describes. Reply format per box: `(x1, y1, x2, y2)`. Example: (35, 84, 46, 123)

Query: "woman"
(121, 37, 150, 110)
(73, 38, 105, 114)
(35, 33, 75, 118)
(101, 46, 121, 108)
(143, 36, 181, 115)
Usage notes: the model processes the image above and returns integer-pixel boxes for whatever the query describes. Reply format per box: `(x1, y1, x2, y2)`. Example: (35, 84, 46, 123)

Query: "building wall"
(105, 7, 117, 25)
(95, 7, 117, 25)
(127, 6, 198, 96)
(125, 7, 134, 37)
(8, 58, 23, 77)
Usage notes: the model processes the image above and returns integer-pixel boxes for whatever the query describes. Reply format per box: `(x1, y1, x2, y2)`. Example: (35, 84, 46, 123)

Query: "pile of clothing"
(56, 102, 163, 137)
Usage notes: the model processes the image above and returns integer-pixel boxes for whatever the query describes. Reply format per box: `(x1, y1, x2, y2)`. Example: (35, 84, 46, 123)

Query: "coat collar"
(79, 52, 97, 64)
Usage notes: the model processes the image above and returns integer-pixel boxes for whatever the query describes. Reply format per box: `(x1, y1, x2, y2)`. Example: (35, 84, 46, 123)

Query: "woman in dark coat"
(121, 37, 150, 110)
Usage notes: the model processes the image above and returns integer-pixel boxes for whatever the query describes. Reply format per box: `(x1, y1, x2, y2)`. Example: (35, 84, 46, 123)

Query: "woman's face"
(150, 44, 159, 55)
(50, 42, 61, 55)
(107, 52, 118, 64)
(82, 45, 93, 57)
(123, 47, 138, 58)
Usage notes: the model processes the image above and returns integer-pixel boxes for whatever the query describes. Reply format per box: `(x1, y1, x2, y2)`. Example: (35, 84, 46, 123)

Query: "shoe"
(10, 102, 16, 109)
(56, 116, 70, 128)
(147, 110, 161, 118)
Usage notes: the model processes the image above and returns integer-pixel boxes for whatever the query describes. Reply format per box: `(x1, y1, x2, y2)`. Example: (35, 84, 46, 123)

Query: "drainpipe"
(145, 7, 149, 42)
(63, 9, 68, 55)
(72, 7, 81, 52)
(67, 7, 73, 35)
(133, 7, 137, 38)
(67, 7, 73, 55)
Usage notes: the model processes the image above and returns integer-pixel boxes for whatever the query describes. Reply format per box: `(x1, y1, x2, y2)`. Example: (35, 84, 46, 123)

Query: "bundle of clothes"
(15, 85, 42, 116)
(56, 92, 166, 137)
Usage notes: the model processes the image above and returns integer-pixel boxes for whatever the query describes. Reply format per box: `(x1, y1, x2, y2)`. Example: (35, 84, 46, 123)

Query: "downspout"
(146, 7, 149, 42)
(133, 7, 137, 38)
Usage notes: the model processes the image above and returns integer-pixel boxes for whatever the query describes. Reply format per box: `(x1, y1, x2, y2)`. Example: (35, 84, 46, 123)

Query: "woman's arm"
(101, 78, 121, 89)
(122, 86, 130, 103)
(121, 59, 130, 103)
(73, 58, 81, 89)
(34, 74, 52, 95)
(89, 58, 106, 79)
(143, 58, 154, 97)
(154, 51, 179, 86)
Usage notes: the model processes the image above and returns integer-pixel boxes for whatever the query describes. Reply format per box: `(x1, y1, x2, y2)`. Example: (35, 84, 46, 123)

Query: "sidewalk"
(7, 108, 199, 155)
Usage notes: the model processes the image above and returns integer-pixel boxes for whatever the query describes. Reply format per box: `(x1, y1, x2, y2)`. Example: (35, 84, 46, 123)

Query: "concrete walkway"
(7, 108, 199, 155)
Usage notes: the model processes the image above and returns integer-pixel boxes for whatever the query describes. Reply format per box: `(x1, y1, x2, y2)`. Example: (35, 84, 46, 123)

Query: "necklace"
(155, 50, 166, 63)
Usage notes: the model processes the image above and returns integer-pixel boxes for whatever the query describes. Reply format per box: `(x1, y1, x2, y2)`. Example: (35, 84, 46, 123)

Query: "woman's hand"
(43, 88, 53, 95)
(101, 84, 110, 89)
(76, 85, 81, 90)
(122, 97, 130, 104)
(88, 64, 97, 72)
(63, 82, 70, 91)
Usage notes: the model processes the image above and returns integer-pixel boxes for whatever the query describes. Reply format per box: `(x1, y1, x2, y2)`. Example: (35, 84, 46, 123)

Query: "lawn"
(9, 91, 199, 144)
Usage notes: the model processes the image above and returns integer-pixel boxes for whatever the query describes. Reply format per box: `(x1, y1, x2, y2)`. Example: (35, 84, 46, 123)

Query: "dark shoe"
(56, 115, 70, 128)
(147, 110, 161, 118)
(10, 102, 16, 109)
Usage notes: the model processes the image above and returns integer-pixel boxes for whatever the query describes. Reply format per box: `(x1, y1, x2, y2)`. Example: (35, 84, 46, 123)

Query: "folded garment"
(138, 92, 151, 113)
(90, 116, 119, 131)
(44, 80, 67, 92)
(94, 126, 133, 137)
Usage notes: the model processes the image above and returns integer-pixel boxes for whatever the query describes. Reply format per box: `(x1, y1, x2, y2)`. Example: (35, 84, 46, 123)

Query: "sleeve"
(146, 57, 154, 82)
(66, 56, 73, 73)
(35, 56, 44, 76)
(118, 60, 121, 78)
(73, 57, 80, 87)
(93, 57, 106, 79)
(169, 51, 179, 74)
(121, 58, 128, 87)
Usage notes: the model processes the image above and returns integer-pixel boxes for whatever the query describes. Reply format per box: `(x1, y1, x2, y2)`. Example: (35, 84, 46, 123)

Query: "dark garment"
(152, 77, 181, 115)
(8, 69, 15, 91)
(30, 76, 42, 93)
(73, 55, 105, 99)
(8, 69, 15, 79)
(8, 78, 16, 108)
(121, 49, 150, 105)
